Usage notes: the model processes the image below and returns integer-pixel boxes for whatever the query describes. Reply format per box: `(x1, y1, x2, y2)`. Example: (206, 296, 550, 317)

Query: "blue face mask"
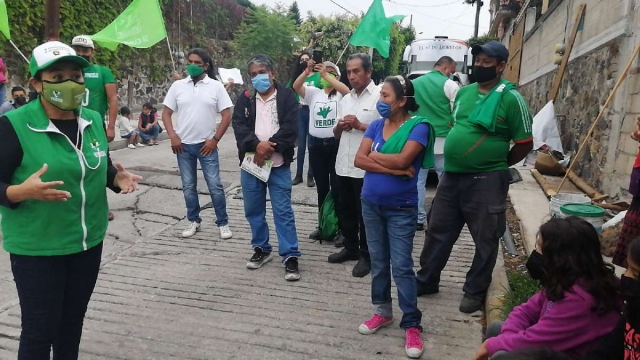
(252, 73, 272, 93)
(376, 100, 393, 118)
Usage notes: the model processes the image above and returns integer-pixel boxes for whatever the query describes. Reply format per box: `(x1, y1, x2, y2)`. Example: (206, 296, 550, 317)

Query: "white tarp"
(218, 68, 243, 85)
(532, 100, 564, 153)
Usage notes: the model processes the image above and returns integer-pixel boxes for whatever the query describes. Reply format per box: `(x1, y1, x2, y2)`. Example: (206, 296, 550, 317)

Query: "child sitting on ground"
(473, 216, 621, 360)
(117, 106, 143, 149)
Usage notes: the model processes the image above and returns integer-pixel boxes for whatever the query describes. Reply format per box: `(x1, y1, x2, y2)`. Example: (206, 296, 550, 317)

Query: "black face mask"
(526, 251, 546, 283)
(299, 60, 308, 71)
(80, 55, 92, 63)
(622, 275, 640, 322)
(473, 65, 498, 83)
(14, 96, 26, 106)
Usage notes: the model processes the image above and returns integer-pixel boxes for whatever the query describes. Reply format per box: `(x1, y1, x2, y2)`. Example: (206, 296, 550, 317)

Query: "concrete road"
(0, 128, 482, 359)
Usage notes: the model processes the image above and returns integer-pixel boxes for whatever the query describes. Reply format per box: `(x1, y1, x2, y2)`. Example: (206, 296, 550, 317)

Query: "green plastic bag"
(318, 191, 339, 241)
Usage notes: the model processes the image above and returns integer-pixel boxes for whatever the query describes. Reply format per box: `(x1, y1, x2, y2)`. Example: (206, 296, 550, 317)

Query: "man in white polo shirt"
(162, 48, 233, 240)
(328, 53, 381, 278)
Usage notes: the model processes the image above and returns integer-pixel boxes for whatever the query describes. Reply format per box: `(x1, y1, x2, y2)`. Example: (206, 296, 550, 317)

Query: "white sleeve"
(163, 82, 179, 111)
(216, 82, 233, 112)
(444, 80, 460, 110)
(302, 86, 320, 104)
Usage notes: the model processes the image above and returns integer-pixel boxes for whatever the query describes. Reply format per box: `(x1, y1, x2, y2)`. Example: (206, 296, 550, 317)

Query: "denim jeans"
(177, 143, 229, 226)
(139, 123, 160, 142)
(295, 106, 313, 178)
(308, 136, 339, 209)
(417, 154, 445, 225)
(11, 242, 103, 360)
(0, 84, 6, 103)
(361, 197, 422, 330)
(241, 165, 301, 261)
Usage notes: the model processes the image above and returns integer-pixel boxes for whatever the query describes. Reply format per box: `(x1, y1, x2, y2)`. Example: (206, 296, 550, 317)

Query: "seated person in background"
(474, 216, 621, 360)
(138, 102, 161, 145)
(0, 87, 27, 116)
(117, 106, 144, 149)
(583, 236, 640, 359)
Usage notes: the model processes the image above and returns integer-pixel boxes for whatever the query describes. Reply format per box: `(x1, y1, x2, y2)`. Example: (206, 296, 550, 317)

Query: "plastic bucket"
(549, 193, 591, 218)
(560, 204, 606, 232)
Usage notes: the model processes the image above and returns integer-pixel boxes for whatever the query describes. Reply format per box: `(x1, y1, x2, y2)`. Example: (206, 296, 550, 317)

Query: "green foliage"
(234, 5, 301, 80)
(298, 13, 361, 65)
(235, 0, 255, 8)
(498, 270, 540, 320)
(288, 2, 302, 26)
(467, 34, 499, 48)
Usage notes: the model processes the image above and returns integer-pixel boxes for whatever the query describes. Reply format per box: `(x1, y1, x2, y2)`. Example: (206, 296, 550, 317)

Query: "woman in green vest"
(0, 41, 141, 359)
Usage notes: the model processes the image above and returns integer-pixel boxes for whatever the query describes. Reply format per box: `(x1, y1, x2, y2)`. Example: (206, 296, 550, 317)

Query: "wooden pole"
(566, 170, 606, 199)
(556, 44, 640, 193)
(542, 0, 550, 14)
(44, 0, 61, 41)
(548, 4, 585, 102)
(531, 169, 557, 197)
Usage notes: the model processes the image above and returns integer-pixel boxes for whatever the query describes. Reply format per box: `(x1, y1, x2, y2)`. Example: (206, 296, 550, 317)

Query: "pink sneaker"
(405, 327, 424, 358)
(358, 314, 393, 335)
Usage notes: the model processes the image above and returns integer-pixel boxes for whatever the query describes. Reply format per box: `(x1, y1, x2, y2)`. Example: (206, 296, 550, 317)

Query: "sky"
(251, 0, 492, 42)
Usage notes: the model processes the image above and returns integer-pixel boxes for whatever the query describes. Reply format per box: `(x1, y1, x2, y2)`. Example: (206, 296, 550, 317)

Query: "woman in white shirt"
(293, 61, 350, 241)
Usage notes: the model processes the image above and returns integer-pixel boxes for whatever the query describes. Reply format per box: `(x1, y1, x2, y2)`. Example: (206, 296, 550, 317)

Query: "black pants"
(416, 171, 509, 300)
(308, 136, 339, 209)
(11, 242, 103, 360)
(336, 175, 367, 254)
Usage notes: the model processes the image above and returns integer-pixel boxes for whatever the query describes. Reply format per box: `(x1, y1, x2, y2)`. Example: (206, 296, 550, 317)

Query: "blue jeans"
(0, 84, 6, 103)
(361, 197, 422, 330)
(417, 154, 445, 225)
(177, 143, 229, 226)
(295, 106, 313, 178)
(241, 166, 301, 261)
(139, 124, 160, 142)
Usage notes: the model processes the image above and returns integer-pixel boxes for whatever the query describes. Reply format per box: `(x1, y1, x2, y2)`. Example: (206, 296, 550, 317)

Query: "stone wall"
(518, 41, 621, 193)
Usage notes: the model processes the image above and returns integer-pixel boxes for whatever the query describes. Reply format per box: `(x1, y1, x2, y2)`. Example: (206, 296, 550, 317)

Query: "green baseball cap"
(29, 41, 90, 77)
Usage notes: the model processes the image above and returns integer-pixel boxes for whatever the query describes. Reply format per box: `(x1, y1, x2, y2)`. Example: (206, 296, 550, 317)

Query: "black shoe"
(246, 248, 273, 269)
(417, 283, 439, 296)
(459, 295, 483, 313)
(352, 254, 371, 278)
(309, 228, 322, 241)
(333, 232, 345, 248)
(292, 175, 303, 186)
(307, 176, 315, 187)
(284, 257, 301, 281)
(328, 248, 359, 263)
(416, 223, 424, 231)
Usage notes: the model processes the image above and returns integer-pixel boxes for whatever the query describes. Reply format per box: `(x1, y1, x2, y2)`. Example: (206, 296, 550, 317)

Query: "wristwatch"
(213, 135, 221, 141)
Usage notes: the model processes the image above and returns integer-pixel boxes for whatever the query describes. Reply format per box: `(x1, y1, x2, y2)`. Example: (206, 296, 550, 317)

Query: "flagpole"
(336, 42, 350, 64)
(165, 37, 176, 73)
(9, 40, 28, 63)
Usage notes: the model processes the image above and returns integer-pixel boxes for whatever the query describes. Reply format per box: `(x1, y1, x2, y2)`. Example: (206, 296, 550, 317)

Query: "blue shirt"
(361, 119, 430, 207)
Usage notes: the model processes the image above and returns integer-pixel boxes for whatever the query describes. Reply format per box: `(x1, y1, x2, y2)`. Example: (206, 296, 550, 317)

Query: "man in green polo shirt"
(72, 35, 119, 221)
(71, 35, 118, 143)
(411, 56, 459, 230)
(416, 41, 533, 313)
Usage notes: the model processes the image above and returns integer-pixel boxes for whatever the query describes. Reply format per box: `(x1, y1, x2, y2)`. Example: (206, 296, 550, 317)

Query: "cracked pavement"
(0, 128, 482, 359)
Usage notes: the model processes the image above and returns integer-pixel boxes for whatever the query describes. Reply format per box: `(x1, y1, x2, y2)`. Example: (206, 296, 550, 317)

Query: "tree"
(467, 34, 498, 48)
(235, 0, 255, 8)
(288, 1, 302, 26)
(234, 5, 301, 81)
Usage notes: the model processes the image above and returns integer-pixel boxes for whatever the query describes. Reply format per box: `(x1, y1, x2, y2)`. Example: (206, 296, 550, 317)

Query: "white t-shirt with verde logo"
(302, 87, 344, 138)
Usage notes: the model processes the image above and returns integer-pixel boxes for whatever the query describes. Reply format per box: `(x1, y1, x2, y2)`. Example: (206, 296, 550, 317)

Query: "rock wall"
(518, 41, 621, 192)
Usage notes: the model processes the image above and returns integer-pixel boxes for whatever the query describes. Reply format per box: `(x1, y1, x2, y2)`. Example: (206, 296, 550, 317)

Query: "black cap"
(471, 40, 509, 62)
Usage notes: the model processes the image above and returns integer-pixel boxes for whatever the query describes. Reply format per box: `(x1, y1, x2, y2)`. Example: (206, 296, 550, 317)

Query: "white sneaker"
(127, 144, 136, 149)
(136, 143, 145, 147)
(219, 225, 232, 239)
(182, 222, 201, 238)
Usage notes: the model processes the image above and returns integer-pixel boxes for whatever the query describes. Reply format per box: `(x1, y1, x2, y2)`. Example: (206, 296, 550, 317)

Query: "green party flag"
(349, 0, 405, 58)
(0, 0, 11, 40)
(91, 0, 167, 51)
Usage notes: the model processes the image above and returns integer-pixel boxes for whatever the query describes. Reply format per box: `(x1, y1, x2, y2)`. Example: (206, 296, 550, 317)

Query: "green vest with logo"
(1, 100, 109, 255)
(411, 71, 454, 137)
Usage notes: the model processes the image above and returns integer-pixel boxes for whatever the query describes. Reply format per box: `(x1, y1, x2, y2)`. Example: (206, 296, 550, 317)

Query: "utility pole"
(44, 0, 61, 41)
(473, 0, 484, 38)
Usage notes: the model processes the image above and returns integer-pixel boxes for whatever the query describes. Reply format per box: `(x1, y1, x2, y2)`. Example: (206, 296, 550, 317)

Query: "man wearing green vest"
(416, 41, 533, 313)
(411, 56, 459, 230)
(72, 35, 119, 221)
